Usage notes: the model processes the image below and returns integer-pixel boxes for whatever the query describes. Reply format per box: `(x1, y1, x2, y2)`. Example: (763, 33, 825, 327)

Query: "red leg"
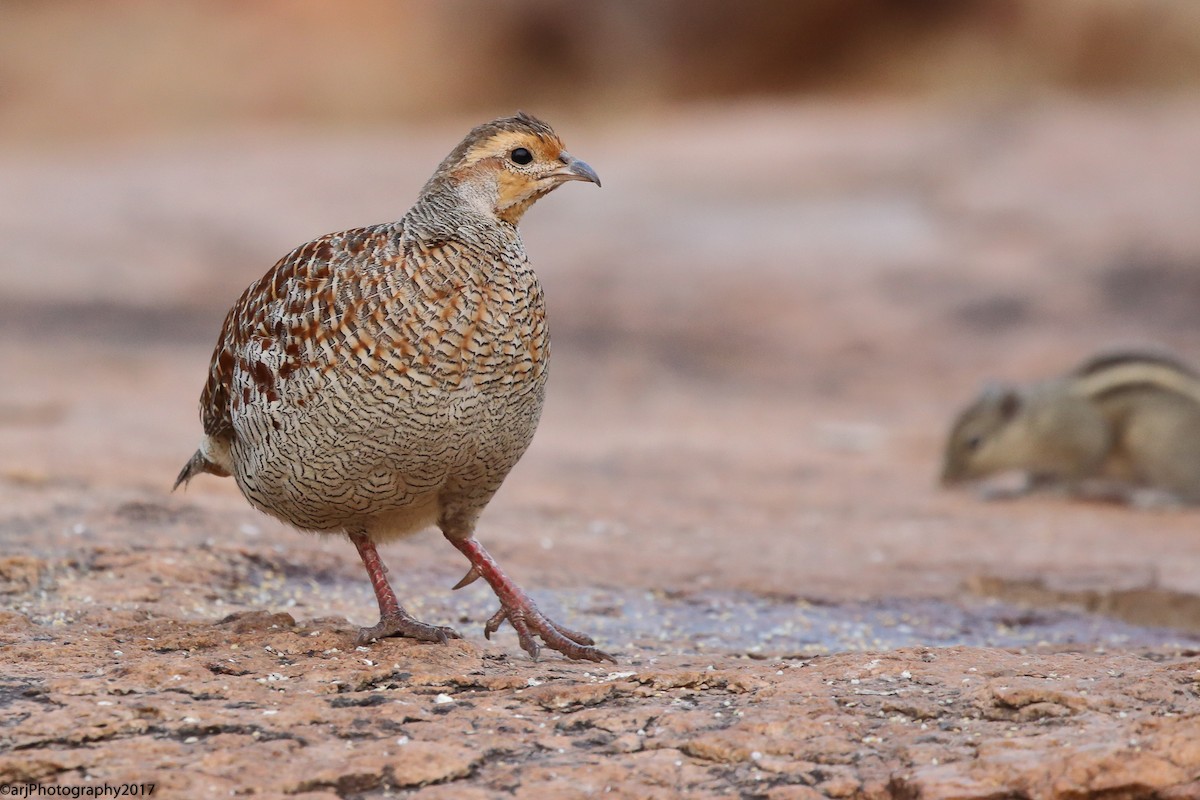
(350, 532, 459, 647)
(448, 536, 614, 663)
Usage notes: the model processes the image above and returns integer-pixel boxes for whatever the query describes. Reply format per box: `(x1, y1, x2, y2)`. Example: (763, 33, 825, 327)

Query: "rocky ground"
(3, 99, 1200, 798)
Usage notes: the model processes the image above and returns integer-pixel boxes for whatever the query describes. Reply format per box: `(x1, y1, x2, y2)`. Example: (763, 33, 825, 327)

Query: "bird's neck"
(406, 179, 520, 250)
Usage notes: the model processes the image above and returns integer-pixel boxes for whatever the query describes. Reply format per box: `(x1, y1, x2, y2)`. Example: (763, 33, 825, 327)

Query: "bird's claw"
(483, 603, 615, 664)
(452, 566, 482, 590)
(356, 611, 461, 647)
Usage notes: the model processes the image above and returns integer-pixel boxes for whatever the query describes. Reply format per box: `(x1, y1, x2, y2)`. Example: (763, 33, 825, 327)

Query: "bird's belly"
(229, 370, 545, 534)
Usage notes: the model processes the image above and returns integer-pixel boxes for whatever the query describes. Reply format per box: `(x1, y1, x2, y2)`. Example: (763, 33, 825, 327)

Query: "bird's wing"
(197, 223, 404, 441)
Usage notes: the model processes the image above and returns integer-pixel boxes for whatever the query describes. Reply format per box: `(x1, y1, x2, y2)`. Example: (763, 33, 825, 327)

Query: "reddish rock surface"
(3, 101, 1200, 797)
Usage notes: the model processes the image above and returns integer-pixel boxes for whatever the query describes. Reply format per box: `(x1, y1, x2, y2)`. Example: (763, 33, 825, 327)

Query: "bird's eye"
(510, 147, 533, 165)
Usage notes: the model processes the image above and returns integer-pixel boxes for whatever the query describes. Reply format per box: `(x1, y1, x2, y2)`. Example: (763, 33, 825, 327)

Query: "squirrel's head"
(941, 383, 1023, 485)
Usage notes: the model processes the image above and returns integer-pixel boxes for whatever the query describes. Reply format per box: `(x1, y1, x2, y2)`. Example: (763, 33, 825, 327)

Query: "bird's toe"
(481, 602, 614, 663)
(356, 612, 460, 647)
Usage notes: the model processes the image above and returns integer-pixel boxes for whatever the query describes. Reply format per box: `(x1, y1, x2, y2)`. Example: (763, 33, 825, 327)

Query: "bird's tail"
(173, 449, 229, 491)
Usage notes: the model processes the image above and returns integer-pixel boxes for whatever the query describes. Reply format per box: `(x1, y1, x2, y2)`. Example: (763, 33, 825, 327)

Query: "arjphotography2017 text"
(0, 785, 155, 799)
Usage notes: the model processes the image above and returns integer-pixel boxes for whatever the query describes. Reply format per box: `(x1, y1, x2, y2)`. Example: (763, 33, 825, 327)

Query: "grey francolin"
(176, 113, 611, 662)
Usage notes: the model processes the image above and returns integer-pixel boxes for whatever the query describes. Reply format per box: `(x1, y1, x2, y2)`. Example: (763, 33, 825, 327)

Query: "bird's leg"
(349, 531, 460, 647)
(447, 536, 615, 663)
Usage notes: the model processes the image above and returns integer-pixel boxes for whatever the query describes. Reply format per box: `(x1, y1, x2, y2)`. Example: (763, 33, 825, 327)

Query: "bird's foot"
(448, 535, 615, 663)
(355, 611, 460, 647)
(483, 600, 615, 663)
(349, 531, 459, 647)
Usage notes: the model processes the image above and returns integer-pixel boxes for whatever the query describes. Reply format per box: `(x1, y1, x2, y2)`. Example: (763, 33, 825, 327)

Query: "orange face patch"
(451, 130, 568, 223)
(461, 130, 564, 168)
(493, 169, 546, 214)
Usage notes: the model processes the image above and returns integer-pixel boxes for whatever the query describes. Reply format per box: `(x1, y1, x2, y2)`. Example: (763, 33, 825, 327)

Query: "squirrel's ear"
(997, 389, 1021, 420)
(980, 382, 1021, 420)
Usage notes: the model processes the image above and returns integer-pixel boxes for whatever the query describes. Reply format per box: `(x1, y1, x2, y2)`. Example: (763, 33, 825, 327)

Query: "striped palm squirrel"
(942, 350, 1200, 504)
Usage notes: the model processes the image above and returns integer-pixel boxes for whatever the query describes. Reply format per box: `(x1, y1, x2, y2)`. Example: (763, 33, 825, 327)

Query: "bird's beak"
(554, 153, 601, 188)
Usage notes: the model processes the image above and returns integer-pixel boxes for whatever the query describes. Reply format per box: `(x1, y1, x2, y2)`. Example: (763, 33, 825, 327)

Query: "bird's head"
(423, 112, 601, 225)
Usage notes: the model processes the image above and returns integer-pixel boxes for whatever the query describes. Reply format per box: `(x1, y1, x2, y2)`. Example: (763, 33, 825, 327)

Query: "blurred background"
(8, 8, 1200, 790)
(5, 0, 1200, 142)
(4, 0, 1200, 626)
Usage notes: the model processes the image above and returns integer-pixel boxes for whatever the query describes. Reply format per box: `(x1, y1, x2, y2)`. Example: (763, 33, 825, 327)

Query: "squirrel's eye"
(510, 147, 533, 165)
(965, 436, 982, 452)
